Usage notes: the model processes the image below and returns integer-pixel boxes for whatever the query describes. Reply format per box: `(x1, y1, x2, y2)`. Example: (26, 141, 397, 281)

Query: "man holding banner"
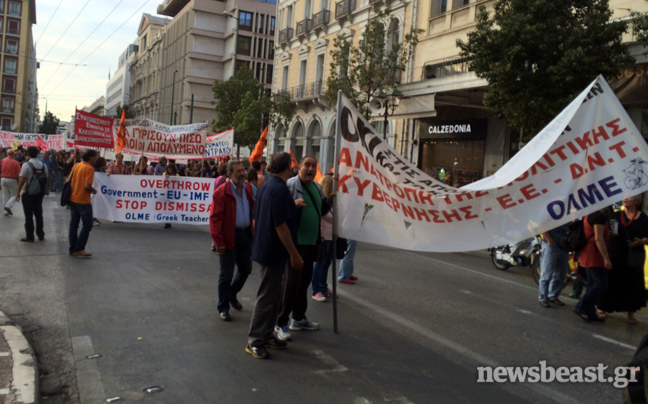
(210, 160, 255, 322)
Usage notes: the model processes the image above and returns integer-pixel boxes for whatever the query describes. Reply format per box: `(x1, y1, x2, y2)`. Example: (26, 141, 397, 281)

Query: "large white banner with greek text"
(335, 76, 648, 252)
(119, 119, 209, 160)
(92, 173, 215, 224)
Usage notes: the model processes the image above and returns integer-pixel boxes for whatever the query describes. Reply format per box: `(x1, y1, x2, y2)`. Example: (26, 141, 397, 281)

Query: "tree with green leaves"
(326, 8, 422, 118)
(38, 111, 60, 134)
(114, 104, 136, 119)
(456, 0, 634, 140)
(213, 66, 293, 154)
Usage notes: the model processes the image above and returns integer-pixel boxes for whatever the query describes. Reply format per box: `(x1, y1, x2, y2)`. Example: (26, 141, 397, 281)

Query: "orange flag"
(289, 150, 299, 168)
(115, 109, 127, 154)
(249, 126, 268, 163)
(314, 163, 322, 182)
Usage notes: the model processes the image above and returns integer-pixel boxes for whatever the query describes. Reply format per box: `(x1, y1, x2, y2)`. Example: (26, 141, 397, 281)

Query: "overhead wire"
(43, 0, 154, 99)
(40, 0, 93, 62)
(34, 0, 63, 46)
(39, 0, 126, 91)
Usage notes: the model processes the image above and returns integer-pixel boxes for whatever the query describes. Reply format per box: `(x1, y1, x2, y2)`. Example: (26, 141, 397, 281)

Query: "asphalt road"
(1, 195, 646, 403)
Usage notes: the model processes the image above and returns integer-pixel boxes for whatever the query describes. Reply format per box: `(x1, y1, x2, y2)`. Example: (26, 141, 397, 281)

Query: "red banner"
(74, 109, 115, 149)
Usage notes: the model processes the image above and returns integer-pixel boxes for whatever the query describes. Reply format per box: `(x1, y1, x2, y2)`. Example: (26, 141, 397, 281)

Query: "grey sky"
(34, 0, 161, 122)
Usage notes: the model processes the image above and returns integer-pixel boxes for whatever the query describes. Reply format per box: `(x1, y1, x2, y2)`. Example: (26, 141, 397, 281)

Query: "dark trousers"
(69, 202, 93, 254)
(217, 228, 253, 313)
(21, 194, 44, 240)
(575, 267, 608, 319)
(277, 245, 317, 327)
(248, 261, 288, 347)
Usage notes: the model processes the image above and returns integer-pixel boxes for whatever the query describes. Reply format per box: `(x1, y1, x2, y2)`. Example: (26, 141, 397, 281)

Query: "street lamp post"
(170, 68, 178, 125)
(224, 10, 240, 76)
(377, 87, 403, 141)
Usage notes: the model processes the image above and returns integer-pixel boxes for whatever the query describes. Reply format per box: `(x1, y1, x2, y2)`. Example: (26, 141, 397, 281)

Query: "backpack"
(26, 162, 48, 196)
(558, 219, 590, 252)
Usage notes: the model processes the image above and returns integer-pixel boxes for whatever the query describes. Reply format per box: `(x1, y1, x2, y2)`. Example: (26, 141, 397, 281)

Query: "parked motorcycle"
(490, 237, 541, 276)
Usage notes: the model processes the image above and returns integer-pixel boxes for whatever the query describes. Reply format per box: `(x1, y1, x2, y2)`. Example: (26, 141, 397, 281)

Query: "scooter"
(490, 237, 541, 274)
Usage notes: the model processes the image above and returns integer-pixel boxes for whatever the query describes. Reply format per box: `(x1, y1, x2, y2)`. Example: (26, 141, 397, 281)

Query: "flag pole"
(331, 90, 343, 334)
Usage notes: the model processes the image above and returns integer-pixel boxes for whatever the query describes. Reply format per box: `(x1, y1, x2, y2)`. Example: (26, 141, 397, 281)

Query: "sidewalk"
(0, 311, 37, 404)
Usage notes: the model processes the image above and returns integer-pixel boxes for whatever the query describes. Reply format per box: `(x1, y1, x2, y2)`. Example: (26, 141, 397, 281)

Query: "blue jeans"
(338, 239, 357, 280)
(312, 240, 332, 294)
(538, 242, 569, 301)
(69, 202, 93, 254)
(217, 229, 252, 313)
(54, 171, 64, 191)
(574, 267, 608, 320)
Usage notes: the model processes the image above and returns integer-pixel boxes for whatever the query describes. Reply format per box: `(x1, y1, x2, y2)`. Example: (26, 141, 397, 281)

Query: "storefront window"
(419, 140, 484, 187)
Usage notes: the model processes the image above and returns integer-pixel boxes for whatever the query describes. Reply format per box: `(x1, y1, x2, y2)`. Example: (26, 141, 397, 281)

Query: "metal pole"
(383, 99, 388, 141)
(190, 94, 194, 124)
(331, 90, 344, 334)
(170, 69, 177, 125)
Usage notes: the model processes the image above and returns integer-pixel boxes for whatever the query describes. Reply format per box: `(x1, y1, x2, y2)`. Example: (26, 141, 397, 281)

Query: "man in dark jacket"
(210, 160, 255, 321)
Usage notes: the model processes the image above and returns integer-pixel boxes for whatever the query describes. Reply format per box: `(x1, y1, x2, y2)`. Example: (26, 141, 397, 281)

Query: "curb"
(0, 311, 38, 404)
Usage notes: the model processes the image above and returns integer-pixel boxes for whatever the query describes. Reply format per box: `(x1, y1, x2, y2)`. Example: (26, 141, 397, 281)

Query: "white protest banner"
(335, 76, 648, 252)
(120, 119, 209, 160)
(203, 128, 234, 159)
(0, 132, 65, 150)
(93, 173, 215, 224)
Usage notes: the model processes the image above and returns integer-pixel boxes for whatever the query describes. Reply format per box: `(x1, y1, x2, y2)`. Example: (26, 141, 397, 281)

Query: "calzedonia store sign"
(420, 119, 488, 140)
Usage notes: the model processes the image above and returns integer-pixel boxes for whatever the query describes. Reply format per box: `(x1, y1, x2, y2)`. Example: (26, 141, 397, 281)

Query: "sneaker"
(219, 312, 231, 322)
(92, 219, 101, 226)
(264, 338, 287, 350)
(350, 276, 358, 280)
(550, 298, 565, 307)
(568, 291, 581, 299)
(2, 211, 7, 217)
(245, 344, 269, 359)
(323, 289, 334, 298)
(274, 325, 291, 341)
(312, 292, 327, 302)
(289, 318, 319, 331)
(338, 279, 355, 285)
(5, 207, 12, 216)
(539, 300, 551, 308)
(72, 250, 92, 258)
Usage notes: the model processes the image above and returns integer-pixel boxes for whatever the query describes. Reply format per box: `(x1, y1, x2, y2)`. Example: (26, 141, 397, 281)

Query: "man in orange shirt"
(0, 149, 20, 216)
(68, 149, 98, 257)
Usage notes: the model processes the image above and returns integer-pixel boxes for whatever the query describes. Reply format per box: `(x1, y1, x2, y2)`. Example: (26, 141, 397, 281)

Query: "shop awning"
(390, 94, 437, 119)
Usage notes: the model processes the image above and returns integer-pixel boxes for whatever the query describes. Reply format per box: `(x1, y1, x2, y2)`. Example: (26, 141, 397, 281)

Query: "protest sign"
(0, 132, 65, 150)
(204, 128, 234, 159)
(74, 109, 115, 149)
(93, 173, 215, 224)
(119, 119, 208, 160)
(335, 76, 648, 252)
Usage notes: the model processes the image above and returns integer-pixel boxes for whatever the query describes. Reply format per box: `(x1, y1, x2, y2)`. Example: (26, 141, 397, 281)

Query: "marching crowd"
(1, 145, 647, 359)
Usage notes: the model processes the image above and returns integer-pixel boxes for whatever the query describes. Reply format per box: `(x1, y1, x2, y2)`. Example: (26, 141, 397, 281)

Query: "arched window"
(273, 124, 286, 153)
(291, 121, 305, 161)
(306, 119, 322, 163)
(387, 18, 400, 50)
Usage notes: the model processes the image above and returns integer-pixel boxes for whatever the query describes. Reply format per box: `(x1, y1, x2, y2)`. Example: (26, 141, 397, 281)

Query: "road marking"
(460, 289, 472, 294)
(517, 309, 533, 315)
(405, 252, 538, 292)
(0, 352, 9, 357)
(592, 334, 636, 351)
(338, 290, 579, 404)
(72, 336, 107, 404)
(312, 349, 348, 374)
(0, 389, 8, 394)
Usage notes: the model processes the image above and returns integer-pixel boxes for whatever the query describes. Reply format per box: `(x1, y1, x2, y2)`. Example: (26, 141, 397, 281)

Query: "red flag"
(115, 110, 127, 154)
(249, 127, 267, 163)
(289, 150, 299, 168)
(36, 135, 47, 151)
(314, 163, 322, 182)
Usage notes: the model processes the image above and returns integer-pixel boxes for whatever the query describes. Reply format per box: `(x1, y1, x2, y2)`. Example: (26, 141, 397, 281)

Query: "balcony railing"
(335, 0, 355, 20)
(296, 19, 312, 37)
(369, 0, 383, 5)
(294, 81, 325, 100)
(5, 47, 17, 55)
(279, 28, 293, 45)
(312, 10, 330, 29)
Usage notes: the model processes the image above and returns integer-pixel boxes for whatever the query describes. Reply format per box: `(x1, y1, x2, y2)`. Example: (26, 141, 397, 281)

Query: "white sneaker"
(3, 211, 8, 216)
(274, 325, 292, 341)
(312, 292, 327, 302)
(289, 317, 320, 331)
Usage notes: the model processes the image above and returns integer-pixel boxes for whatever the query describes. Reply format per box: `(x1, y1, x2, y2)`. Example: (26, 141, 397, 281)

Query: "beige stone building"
(156, 0, 277, 126)
(0, 0, 37, 132)
(129, 13, 170, 121)
(269, 0, 411, 171)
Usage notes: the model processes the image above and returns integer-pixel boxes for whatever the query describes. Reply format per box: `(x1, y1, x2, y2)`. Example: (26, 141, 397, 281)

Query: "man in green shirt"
(275, 156, 332, 341)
